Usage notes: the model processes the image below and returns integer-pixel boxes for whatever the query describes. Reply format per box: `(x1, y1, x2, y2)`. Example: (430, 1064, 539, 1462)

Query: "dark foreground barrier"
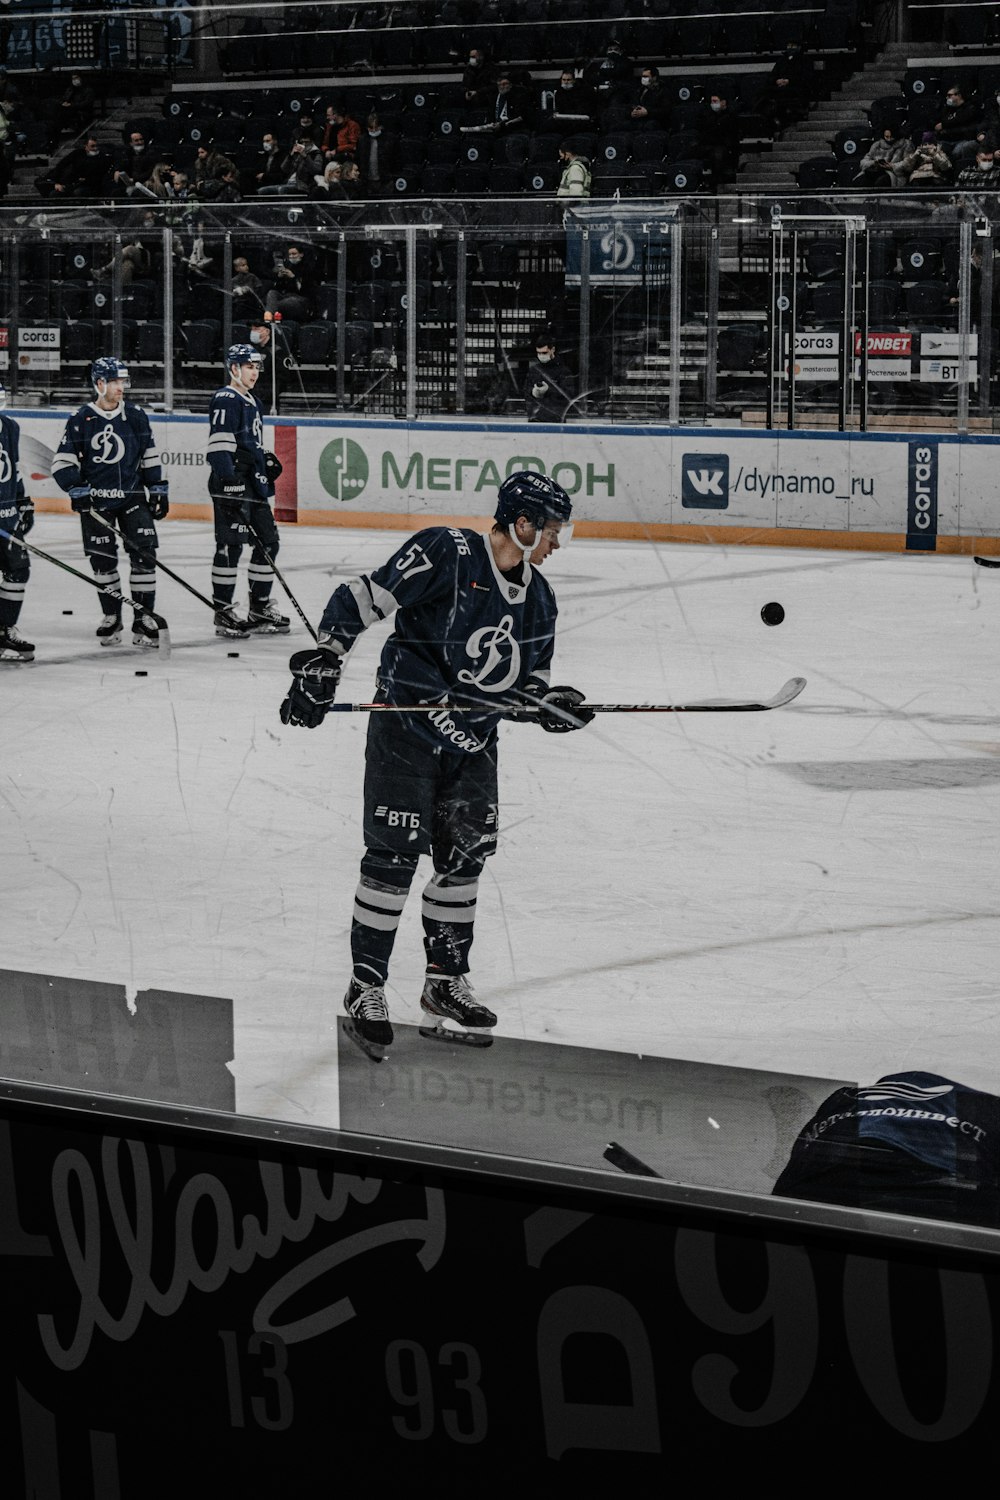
(0, 1075, 998, 1487)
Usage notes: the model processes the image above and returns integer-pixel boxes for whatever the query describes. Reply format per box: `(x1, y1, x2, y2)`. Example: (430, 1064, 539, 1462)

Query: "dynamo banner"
(563, 202, 672, 287)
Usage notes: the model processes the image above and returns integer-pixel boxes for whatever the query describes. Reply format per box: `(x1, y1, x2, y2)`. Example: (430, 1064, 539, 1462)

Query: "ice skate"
(247, 599, 290, 634)
(214, 605, 251, 638)
(0, 625, 34, 662)
(343, 976, 394, 1062)
(96, 613, 123, 646)
(132, 613, 162, 648)
(419, 970, 496, 1047)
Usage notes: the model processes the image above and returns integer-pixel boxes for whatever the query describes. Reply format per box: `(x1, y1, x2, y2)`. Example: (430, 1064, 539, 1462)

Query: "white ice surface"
(1, 517, 998, 1123)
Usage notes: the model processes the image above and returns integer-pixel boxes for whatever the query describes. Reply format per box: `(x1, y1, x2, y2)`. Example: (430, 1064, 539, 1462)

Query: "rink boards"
(13, 412, 1000, 554)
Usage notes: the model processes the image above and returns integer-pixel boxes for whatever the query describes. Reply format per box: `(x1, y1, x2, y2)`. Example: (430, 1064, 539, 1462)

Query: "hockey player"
(51, 357, 169, 648)
(206, 344, 287, 638)
(279, 470, 594, 1057)
(0, 380, 35, 661)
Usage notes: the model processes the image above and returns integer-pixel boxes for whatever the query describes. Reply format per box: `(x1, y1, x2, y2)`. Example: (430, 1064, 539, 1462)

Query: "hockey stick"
(603, 1142, 662, 1178)
(973, 555, 1000, 568)
(326, 677, 807, 715)
(0, 525, 171, 658)
(87, 510, 220, 616)
(241, 507, 319, 643)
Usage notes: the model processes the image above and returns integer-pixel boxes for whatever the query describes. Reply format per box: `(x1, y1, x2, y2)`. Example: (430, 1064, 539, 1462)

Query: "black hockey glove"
(68, 484, 92, 513)
(16, 499, 34, 535)
(512, 679, 594, 733)
(264, 450, 283, 483)
(280, 646, 342, 729)
(146, 482, 169, 521)
(212, 480, 248, 520)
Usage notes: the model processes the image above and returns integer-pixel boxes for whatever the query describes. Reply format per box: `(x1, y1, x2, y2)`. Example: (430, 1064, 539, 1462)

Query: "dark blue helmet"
(495, 470, 573, 530)
(91, 356, 130, 388)
(226, 343, 263, 373)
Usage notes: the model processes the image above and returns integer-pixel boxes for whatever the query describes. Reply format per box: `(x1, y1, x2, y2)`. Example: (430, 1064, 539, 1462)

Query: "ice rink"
(1, 515, 998, 1183)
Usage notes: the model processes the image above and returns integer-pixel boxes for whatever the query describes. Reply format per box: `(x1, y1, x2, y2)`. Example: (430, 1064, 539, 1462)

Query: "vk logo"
(681, 453, 729, 508)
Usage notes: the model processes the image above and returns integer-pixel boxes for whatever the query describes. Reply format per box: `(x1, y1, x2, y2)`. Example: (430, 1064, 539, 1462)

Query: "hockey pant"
(211, 500, 278, 610)
(0, 524, 29, 628)
(80, 500, 158, 617)
(350, 713, 499, 986)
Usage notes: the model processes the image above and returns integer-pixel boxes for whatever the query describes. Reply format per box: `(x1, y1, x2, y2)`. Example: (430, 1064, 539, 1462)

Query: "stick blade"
(603, 1141, 662, 1178)
(147, 612, 171, 661)
(974, 555, 1000, 568)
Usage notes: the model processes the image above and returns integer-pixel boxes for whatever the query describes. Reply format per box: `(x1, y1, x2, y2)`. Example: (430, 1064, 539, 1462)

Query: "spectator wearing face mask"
(761, 43, 813, 132)
(852, 125, 912, 188)
(113, 129, 159, 196)
(320, 105, 361, 158)
(265, 244, 317, 321)
(231, 255, 265, 313)
(312, 157, 350, 200)
(697, 92, 742, 183)
(582, 37, 634, 96)
(630, 66, 670, 127)
(462, 46, 496, 105)
(524, 333, 577, 422)
(35, 135, 113, 198)
(484, 69, 532, 134)
(935, 85, 986, 168)
(257, 135, 323, 196)
(955, 147, 1000, 189)
(256, 131, 286, 189)
(551, 67, 597, 125)
(57, 72, 97, 145)
(356, 112, 398, 197)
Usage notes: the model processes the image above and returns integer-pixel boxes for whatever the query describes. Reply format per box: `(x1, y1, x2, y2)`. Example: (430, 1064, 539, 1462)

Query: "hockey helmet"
(495, 470, 573, 533)
(91, 356, 130, 389)
(226, 343, 264, 374)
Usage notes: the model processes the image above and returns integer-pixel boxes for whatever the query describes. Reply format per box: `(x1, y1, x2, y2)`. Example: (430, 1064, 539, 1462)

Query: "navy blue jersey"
(51, 400, 162, 506)
(0, 413, 25, 507)
(319, 526, 559, 753)
(776, 1071, 1000, 1189)
(206, 384, 270, 500)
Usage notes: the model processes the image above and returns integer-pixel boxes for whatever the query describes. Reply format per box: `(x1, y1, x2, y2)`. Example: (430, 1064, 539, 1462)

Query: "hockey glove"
(146, 482, 169, 521)
(280, 646, 342, 729)
(512, 679, 594, 733)
(213, 480, 248, 520)
(264, 450, 283, 483)
(16, 499, 34, 535)
(68, 484, 92, 513)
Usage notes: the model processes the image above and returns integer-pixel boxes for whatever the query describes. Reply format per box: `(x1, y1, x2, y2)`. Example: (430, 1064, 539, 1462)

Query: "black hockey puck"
(761, 601, 785, 627)
(135, 670, 148, 676)
(227, 651, 240, 658)
(62, 609, 73, 615)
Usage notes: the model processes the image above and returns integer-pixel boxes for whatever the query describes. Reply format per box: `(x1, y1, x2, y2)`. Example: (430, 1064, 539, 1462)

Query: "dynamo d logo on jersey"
(681, 453, 729, 509)
(318, 437, 369, 503)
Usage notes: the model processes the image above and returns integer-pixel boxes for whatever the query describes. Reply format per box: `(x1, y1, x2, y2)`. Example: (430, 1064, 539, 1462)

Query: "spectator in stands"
(524, 332, 576, 422)
(313, 157, 350, 200)
(192, 140, 238, 190)
(257, 135, 323, 196)
(56, 72, 97, 144)
(214, 165, 243, 202)
(35, 134, 112, 198)
(761, 42, 812, 132)
(356, 112, 398, 197)
(486, 69, 531, 135)
(174, 218, 215, 281)
(934, 85, 984, 168)
(582, 37, 634, 98)
(895, 132, 954, 188)
(955, 146, 1000, 190)
(340, 159, 364, 200)
(320, 104, 361, 158)
(697, 92, 742, 184)
(630, 67, 670, 127)
(463, 46, 496, 106)
(297, 111, 322, 147)
(266, 244, 317, 321)
(852, 124, 912, 187)
(93, 238, 151, 285)
(556, 139, 591, 198)
(143, 161, 180, 200)
(113, 129, 159, 196)
(552, 68, 597, 127)
(255, 131, 286, 190)
(231, 254, 266, 315)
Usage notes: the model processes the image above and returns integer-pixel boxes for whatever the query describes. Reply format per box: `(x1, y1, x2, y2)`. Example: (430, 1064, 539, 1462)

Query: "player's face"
(232, 361, 260, 389)
(96, 377, 127, 406)
(528, 519, 569, 564)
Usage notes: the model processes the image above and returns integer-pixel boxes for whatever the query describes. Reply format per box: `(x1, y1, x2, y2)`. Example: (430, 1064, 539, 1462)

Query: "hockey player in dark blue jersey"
(279, 470, 594, 1058)
(206, 345, 287, 639)
(51, 357, 169, 648)
(0, 381, 35, 662)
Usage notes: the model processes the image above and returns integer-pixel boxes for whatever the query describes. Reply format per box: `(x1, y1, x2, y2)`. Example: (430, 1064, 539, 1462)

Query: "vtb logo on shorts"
(681, 452, 729, 508)
(374, 805, 420, 829)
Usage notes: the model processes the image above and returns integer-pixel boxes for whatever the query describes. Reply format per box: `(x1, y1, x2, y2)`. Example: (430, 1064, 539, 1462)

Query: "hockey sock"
(211, 544, 242, 608)
(248, 560, 273, 609)
(421, 872, 479, 974)
(351, 850, 418, 984)
(93, 569, 122, 618)
(129, 566, 156, 615)
(0, 574, 26, 627)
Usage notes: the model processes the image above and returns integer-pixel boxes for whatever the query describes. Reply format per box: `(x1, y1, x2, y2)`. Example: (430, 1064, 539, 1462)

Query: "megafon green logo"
(319, 437, 369, 502)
